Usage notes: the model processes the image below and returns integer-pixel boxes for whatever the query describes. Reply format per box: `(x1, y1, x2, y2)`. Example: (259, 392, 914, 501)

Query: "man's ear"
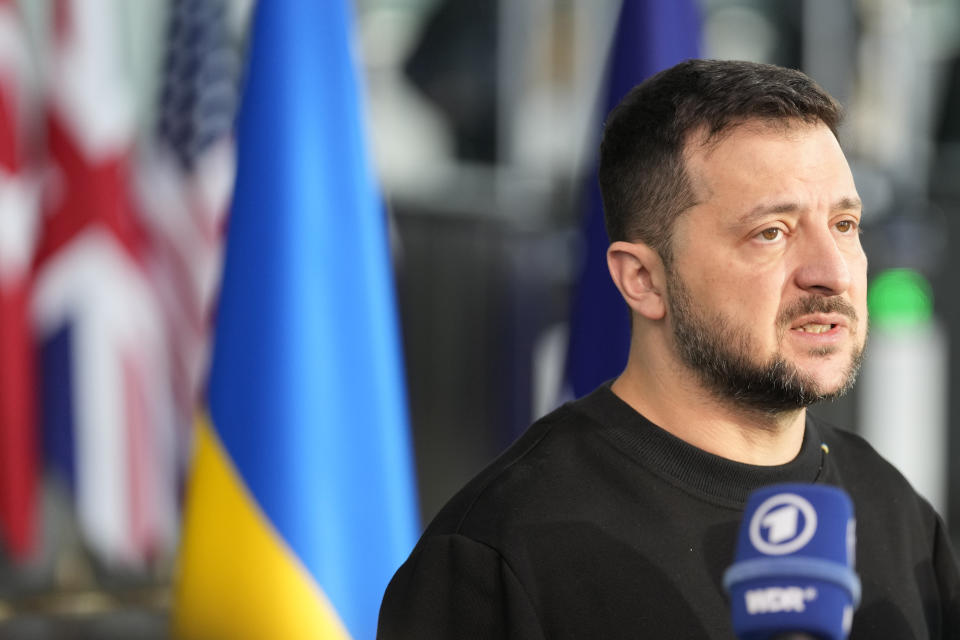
(607, 241, 667, 320)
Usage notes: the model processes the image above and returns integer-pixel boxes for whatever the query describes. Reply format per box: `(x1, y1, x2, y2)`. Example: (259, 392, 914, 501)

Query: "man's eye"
(836, 220, 856, 233)
(758, 228, 781, 241)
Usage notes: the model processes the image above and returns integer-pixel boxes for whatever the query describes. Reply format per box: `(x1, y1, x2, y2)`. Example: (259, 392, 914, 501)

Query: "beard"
(666, 267, 865, 413)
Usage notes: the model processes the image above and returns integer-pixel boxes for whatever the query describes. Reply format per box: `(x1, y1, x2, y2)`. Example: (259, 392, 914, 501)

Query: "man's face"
(664, 121, 868, 412)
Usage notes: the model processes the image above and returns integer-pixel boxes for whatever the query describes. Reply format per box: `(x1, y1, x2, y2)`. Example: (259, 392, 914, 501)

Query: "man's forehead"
(684, 117, 832, 159)
(681, 119, 853, 203)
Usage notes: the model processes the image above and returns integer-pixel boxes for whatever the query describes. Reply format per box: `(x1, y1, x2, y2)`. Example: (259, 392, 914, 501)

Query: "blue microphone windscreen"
(723, 484, 861, 640)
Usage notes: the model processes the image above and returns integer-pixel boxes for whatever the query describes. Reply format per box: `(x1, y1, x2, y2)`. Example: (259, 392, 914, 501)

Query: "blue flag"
(173, 0, 419, 638)
(564, 0, 701, 398)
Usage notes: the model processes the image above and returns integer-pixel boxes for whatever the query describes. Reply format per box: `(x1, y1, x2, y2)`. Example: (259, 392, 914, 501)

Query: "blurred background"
(0, 0, 958, 637)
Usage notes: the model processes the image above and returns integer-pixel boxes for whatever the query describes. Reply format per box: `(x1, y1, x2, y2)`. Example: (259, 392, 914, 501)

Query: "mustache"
(778, 296, 858, 327)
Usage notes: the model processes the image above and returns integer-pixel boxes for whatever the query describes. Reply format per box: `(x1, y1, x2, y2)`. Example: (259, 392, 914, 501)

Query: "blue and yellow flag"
(171, 0, 419, 638)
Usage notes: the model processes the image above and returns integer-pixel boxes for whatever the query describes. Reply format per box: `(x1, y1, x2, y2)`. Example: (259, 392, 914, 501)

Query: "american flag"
(137, 0, 240, 466)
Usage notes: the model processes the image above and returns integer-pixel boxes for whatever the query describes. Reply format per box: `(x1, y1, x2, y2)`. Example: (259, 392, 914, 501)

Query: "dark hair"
(598, 59, 842, 264)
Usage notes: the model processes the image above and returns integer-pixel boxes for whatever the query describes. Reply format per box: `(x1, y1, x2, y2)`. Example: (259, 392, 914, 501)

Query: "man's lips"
(784, 314, 852, 345)
(777, 296, 858, 332)
(789, 314, 849, 333)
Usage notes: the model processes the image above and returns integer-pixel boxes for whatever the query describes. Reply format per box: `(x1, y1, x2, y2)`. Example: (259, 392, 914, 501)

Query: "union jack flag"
(32, 0, 178, 568)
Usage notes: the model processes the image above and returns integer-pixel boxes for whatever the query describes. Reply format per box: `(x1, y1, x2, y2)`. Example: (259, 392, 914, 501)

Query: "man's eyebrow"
(737, 196, 863, 225)
(832, 196, 863, 212)
(736, 202, 799, 226)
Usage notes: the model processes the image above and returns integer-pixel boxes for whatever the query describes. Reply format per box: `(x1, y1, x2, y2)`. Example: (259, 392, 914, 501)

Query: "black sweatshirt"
(379, 385, 960, 639)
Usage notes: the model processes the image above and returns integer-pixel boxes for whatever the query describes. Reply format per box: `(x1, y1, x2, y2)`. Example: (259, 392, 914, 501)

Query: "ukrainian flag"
(171, 0, 419, 638)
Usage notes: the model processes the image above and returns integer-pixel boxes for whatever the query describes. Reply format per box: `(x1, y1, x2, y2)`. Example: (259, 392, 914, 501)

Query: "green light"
(867, 268, 933, 329)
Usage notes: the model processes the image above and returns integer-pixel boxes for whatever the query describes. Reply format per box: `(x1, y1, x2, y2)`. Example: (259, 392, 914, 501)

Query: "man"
(378, 60, 960, 638)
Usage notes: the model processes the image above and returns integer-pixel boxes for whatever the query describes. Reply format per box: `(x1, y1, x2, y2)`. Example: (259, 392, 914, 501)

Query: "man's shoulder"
(813, 415, 901, 475)
(421, 398, 608, 541)
(811, 414, 938, 520)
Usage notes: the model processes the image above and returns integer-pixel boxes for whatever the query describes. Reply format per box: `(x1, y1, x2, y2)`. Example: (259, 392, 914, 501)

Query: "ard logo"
(749, 493, 818, 555)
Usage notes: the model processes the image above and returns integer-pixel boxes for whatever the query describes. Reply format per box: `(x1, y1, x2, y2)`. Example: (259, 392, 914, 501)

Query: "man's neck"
(611, 367, 807, 467)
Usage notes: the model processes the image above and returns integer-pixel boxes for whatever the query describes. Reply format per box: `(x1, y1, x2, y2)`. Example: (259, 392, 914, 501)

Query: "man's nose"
(792, 226, 852, 296)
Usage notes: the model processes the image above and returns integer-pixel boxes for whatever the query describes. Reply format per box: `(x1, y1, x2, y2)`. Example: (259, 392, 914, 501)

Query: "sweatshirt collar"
(570, 383, 826, 508)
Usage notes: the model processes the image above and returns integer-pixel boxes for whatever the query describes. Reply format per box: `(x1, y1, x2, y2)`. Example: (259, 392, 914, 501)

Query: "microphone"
(722, 484, 861, 640)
